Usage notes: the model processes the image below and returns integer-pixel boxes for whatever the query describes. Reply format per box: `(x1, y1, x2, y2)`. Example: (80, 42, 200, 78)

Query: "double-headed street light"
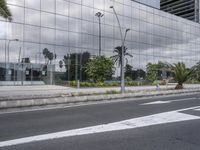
(124, 29, 130, 43)
(95, 12, 104, 56)
(110, 6, 130, 94)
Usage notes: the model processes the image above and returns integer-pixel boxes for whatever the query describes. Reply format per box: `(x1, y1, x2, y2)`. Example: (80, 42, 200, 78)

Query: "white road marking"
(141, 98, 195, 105)
(141, 101, 171, 105)
(0, 94, 197, 115)
(0, 106, 200, 148)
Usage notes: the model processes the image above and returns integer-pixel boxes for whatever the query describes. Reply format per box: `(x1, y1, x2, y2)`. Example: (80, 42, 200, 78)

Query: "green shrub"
(96, 82, 104, 87)
(106, 90, 119, 94)
(70, 81, 76, 87)
(152, 80, 159, 86)
(69, 80, 155, 87)
(160, 80, 167, 85)
(125, 76, 133, 82)
(126, 81, 133, 86)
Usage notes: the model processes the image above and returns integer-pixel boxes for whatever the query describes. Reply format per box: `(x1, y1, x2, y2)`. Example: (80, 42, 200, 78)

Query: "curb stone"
(0, 88, 200, 110)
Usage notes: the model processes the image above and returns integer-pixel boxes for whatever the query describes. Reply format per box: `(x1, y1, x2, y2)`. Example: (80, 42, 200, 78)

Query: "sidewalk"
(0, 84, 200, 110)
(0, 84, 200, 99)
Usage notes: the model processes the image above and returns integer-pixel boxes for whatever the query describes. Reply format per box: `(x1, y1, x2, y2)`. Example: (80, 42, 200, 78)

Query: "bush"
(126, 81, 134, 86)
(69, 80, 156, 87)
(85, 56, 114, 82)
(106, 90, 119, 94)
(152, 80, 159, 86)
(160, 80, 167, 85)
(70, 81, 76, 86)
(96, 82, 104, 87)
(125, 76, 133, 82)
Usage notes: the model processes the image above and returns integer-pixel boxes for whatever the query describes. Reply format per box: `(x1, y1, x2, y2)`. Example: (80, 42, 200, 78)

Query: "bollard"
(77, 80, 80, 89)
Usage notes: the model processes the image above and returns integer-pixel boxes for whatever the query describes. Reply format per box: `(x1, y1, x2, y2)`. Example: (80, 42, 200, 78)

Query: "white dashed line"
(141, 98, 195, 105)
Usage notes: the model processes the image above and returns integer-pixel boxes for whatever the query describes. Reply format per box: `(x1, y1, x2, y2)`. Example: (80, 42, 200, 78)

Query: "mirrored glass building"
(0, 0, 200, 85)
(133, 0, 160, 8)
(160, 0, 200, 22)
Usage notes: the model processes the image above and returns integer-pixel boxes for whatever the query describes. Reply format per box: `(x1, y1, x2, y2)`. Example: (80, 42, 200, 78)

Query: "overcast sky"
(0, 0, 200, 70)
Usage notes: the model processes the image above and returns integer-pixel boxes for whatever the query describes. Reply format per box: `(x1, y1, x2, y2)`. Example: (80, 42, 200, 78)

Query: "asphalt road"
(0, 93, 200, 150)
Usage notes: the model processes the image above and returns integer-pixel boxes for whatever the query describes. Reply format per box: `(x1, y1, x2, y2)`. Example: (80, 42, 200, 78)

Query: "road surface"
(0, 93, 200, 150)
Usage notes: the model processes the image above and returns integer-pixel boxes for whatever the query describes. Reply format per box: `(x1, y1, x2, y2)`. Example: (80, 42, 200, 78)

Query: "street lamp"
(110, 6, 130, 94)
(95, 12, 104, 56)
(124, 29, 130, 43)
(7, 39, 19, 63)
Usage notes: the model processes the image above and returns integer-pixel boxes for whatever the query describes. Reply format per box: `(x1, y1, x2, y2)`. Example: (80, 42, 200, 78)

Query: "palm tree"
(193, 61, 200, 82)
(47, 52, 54, 64)
(111, 46, 133, 67)
(42, 48, 50, 64)
(0, 0, 12, 20)
(42, 48, 56, 64)
(170, 62, 194, 89)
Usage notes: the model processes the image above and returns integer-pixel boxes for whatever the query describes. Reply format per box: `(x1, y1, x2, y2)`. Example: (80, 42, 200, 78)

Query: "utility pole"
(75, 53, 80, 89)
(67, 54, 70, 86)
(79, 53, 83, 82)
(18, 47, 22, 63)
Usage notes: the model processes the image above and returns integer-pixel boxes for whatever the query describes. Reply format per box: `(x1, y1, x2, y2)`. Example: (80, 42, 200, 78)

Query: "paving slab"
(0, 84, 200, 100)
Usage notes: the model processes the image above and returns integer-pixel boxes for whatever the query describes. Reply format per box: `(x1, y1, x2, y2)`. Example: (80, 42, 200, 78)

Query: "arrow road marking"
(0, 106, 200, 148)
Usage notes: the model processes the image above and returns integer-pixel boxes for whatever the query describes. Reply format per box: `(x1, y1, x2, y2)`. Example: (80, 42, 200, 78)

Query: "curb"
(0, 88, 200, 110)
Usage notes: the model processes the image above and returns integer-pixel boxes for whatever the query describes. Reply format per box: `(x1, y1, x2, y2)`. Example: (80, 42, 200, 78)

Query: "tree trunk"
(175, 83, 183, 89)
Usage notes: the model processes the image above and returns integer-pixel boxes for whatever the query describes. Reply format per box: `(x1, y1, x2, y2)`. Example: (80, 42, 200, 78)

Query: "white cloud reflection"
(0, 0, 199, 70)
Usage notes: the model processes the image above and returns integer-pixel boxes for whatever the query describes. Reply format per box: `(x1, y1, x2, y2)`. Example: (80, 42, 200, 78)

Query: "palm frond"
(170, 62, 193, 88)
(0, 0, 12, 19)
(111, 46, 133, 67)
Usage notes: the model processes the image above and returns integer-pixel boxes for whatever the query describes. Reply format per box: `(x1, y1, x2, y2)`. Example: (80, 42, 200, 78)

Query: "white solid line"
(0, 106, 200, 148)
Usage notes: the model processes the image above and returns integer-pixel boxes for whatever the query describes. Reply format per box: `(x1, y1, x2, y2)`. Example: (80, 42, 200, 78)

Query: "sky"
(0, 0, 200, 71)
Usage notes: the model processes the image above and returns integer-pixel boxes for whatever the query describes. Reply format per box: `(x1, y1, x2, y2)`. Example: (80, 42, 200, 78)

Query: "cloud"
(1, 0, 199, 69)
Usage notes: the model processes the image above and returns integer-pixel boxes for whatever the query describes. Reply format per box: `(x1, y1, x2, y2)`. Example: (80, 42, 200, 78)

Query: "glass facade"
(0, 0, 200, 83)
(133, 0, 160, 9)
(160, 0, 198, 22)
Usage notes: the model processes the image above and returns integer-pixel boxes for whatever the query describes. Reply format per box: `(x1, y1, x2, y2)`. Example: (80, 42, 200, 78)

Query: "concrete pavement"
(0, 93, 200, 149)
(1, 84, 200, 99)
(1, 84, 200, 110)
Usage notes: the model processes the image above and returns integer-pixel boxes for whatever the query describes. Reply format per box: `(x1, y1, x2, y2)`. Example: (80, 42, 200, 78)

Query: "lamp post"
(124, 29, 130, 44)
(95, 12, 104, 56)
(7, 39, 19, 63)
(110, 6, 130, 94)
